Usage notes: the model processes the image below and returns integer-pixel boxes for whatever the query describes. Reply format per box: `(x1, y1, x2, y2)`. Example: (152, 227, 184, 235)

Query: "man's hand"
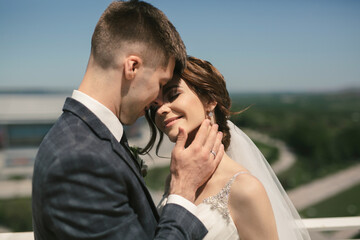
(169, 119, 224, 202)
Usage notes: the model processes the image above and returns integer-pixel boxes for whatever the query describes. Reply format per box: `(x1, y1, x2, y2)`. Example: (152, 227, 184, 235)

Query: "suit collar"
(71, 90, 123, 141)
(63, 97, 137, 172)
(63, 97, 113, 141)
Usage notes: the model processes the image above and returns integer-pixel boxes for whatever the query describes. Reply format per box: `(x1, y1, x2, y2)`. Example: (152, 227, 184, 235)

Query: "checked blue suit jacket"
(32, 98, 207, 240)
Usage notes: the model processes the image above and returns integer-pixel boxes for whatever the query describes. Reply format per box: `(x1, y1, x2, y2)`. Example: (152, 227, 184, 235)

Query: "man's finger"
(192, 119, 211, 146)
(174, 127, 188, 150)
(204, 124, 219, 152)
(209, 131, 223, 156)
(213, 143, 224, 168)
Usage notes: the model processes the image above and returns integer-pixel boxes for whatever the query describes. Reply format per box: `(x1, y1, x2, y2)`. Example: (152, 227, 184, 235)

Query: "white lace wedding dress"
(158, 172, 247, 239)
(157, 121, 311, 240)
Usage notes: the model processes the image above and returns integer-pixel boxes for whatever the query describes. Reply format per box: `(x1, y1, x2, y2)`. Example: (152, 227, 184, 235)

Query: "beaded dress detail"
(202, 171, 248, 223)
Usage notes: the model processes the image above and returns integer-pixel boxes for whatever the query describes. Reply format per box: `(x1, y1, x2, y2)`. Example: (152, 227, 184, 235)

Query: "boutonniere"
(128, 146, 148, 177)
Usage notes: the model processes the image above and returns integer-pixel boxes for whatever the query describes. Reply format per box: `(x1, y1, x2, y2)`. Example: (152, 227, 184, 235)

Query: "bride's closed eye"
(165, 87, 180, 102)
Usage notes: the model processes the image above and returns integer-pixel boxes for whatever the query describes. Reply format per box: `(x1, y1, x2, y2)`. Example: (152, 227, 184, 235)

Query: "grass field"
(300, 183, 360, 218)
(253, 140, 279, 165)
(231, 91, 360, 190)
(0, 197, 32, 232)
(145, 165, 170, 192)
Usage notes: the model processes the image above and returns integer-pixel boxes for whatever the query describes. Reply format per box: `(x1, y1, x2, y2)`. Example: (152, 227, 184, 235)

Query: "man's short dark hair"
(91, 0, 186, 73)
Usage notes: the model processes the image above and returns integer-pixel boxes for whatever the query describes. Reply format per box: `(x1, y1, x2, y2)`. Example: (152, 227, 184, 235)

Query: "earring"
(208, 111, 215, 125)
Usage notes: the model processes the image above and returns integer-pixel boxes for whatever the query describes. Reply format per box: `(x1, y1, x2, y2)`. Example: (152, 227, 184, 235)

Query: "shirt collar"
(71, 90, 123, 141)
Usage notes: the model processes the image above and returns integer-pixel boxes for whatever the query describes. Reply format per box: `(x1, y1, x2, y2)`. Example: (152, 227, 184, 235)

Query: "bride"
(143, 56, 310, 239)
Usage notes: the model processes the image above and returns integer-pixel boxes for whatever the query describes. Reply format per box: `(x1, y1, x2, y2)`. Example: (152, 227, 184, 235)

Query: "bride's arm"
(229, 174, 278, 240)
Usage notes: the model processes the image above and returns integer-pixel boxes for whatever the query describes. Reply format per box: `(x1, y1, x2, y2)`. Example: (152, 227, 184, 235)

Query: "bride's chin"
(169, 137, 176, 143)
(166, 129, 183, 143)
(168, 134, 178, 143)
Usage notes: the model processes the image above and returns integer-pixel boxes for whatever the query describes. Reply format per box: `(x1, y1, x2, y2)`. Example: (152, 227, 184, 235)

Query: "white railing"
(303, 216, 360, 240)
(303, 216, 360, 232)
(0, 217, 359, 240)
(0, 232, 33, 240)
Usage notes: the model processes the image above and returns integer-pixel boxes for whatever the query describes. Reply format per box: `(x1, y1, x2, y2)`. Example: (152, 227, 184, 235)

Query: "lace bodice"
(202, 171, 248, 223)
(157, 171, 249, 240)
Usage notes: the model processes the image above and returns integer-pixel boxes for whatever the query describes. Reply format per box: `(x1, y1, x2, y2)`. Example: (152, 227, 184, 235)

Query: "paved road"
(288, 163, 360, 211)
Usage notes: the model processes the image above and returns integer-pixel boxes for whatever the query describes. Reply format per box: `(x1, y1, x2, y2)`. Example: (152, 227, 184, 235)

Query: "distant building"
(0, 92, 148, 179)
(0, 93, 68, 179)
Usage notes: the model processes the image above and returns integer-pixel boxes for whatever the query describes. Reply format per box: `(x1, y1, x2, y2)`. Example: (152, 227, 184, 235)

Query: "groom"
(32, 1, 223, 239)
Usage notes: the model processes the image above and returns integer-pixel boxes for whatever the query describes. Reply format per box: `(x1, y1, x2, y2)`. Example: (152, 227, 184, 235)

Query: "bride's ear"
(206, 101, 217, 113)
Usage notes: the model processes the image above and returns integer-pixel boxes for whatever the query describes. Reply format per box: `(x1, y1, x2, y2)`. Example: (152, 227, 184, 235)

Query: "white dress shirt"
(71, 90, 198, 216)
(72, 90, 123, 141)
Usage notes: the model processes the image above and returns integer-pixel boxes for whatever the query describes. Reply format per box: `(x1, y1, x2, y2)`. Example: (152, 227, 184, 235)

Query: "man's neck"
(79, 65, 122, 119)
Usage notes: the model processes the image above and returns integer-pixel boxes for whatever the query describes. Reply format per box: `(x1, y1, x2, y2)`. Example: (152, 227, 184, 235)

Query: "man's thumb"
(175, 127, 187, 149)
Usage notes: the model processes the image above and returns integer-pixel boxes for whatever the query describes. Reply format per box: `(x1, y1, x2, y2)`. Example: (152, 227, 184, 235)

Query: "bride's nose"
(155, 102, 171, 116)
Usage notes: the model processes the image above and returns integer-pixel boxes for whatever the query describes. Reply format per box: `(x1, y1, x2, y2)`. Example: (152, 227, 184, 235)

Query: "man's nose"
(153, 93, 164, 107)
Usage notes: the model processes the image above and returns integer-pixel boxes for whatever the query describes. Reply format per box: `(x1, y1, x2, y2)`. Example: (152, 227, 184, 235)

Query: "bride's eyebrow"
(163, 84, 178, 95)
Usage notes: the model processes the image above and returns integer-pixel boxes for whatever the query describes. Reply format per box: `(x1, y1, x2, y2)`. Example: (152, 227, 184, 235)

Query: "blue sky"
(0, 0, 359, 92)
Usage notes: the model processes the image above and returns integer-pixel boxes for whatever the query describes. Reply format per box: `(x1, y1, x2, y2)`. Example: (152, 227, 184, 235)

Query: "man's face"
(120, 57, 175, 125)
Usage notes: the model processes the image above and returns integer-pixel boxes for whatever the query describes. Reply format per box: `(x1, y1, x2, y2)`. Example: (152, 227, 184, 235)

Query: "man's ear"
(124, 55, 142, 80)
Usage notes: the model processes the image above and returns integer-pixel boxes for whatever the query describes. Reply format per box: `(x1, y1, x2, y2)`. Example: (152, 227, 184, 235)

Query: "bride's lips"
(164, 116, 182, 128)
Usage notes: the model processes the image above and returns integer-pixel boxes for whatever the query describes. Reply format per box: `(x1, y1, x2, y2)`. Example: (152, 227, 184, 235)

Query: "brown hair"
(91, 0, 186, 73)
(142, 56, 238, 155)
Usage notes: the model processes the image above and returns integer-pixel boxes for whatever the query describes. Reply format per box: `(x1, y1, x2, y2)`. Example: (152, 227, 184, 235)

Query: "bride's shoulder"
(229, 173, 268, 206)
(224, 155, 268, 204)
(228, 173, 278, 239)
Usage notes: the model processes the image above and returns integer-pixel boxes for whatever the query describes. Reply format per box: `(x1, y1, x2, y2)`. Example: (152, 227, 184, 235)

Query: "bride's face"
(154, 78, 207, 142)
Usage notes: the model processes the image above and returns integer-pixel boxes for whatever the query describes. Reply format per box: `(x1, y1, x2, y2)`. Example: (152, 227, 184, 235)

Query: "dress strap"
(202, 171, 250, 222)
(228, 171, 250, 184)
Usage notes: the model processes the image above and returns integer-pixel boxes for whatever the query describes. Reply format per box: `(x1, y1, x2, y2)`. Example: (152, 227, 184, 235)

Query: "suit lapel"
(63, 97, 160, 220)
(111, 141, 159, 220)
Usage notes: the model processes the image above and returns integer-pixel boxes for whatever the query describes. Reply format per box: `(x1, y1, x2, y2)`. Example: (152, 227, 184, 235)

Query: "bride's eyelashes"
(168, 92, 180, 102)
(165, 88, 180, 102)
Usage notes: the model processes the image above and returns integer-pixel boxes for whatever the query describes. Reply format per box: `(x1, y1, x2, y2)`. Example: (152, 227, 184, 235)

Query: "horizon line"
(0, 87, 359, 95)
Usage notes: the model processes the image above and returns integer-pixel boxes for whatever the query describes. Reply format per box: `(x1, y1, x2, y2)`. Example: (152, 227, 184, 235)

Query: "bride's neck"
(210, 152, 234, 178)
(195, 152, 234, 198)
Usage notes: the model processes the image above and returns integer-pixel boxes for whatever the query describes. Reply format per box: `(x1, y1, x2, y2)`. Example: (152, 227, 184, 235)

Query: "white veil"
(226, 120, 311, 239)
